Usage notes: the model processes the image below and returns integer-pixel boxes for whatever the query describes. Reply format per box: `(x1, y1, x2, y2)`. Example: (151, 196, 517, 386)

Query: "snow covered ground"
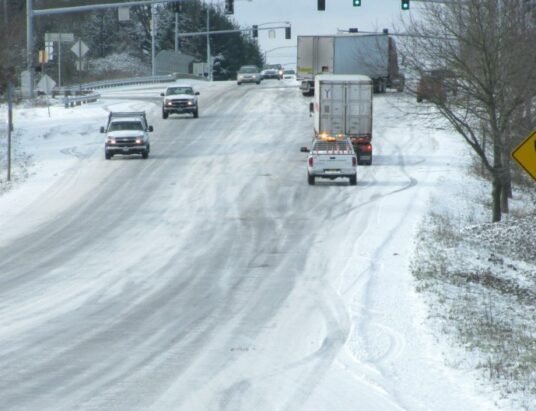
(0, 79, 534, 410)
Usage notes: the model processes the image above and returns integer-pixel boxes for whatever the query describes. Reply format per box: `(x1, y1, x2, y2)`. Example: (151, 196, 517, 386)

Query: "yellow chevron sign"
(512, 130, 536, 182)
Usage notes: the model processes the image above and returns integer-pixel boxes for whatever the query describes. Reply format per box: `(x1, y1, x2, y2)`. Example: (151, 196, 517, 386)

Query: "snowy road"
(0, 80, 499, 410)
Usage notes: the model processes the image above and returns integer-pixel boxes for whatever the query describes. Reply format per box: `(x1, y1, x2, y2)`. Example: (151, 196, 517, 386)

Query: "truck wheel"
(162, 110, 168, 119)
(142, 150, 149, 159)
(193, 109, 199, 118)
(349, 174, 357, 186)
(308, 174, 315, 185)
(105, 151, 112, 160)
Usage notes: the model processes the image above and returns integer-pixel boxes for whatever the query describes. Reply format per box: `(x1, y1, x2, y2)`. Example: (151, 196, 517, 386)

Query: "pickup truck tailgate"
(313, 155, 352, 171)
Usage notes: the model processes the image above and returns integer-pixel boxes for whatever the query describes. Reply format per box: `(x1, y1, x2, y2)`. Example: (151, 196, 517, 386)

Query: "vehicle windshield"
(166, 87, 194, 95)
(239, 67, 258, 73)
(108, 121, 144, 131)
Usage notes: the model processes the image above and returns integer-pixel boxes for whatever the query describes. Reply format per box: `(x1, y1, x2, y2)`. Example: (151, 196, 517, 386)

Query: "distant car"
(263, 64, 284, 79)
(416, 69, 457, 103)
(161, 85, 200, 119)
(283, 69, 296, 79)
(261, 68, 281, 80)
(237, 65, 262, 85)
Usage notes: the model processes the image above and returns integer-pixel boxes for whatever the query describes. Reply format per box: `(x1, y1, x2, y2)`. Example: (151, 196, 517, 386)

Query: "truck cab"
(161, 85, 200, 119)
(101, 112, 153, 160)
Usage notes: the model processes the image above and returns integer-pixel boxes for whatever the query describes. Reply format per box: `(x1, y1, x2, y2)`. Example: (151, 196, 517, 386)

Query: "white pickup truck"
(300, 137, 358, 185)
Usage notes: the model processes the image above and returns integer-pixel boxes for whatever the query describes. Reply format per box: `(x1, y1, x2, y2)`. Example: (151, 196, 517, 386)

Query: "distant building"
(156, 51, 195, 75)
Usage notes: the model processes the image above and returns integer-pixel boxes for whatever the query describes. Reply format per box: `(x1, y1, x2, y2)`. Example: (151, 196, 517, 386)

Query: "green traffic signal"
(353, 0, 361, 6)
(401, 0, 410, 10)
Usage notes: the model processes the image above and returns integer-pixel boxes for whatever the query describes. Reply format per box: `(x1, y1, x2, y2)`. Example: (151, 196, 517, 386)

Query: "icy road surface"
(0, 80, 499, 410)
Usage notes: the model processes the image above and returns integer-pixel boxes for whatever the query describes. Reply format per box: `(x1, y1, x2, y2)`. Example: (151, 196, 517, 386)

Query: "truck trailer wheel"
(308, 174, 315, 185)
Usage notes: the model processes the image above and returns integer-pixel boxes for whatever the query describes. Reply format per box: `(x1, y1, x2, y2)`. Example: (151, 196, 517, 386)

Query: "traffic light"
(353, 0, 361, 6)
(285, 26, 291, 39)
(401, 0, 410, 10)
(224, 0, 234, 14)
(318, 0, 325, 11)
(252, 25, 258, 38)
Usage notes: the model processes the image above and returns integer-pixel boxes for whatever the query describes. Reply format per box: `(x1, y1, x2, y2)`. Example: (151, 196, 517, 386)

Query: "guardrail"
(62, 93, 101, 108)
(53, 73, 206, 106)
(81, 74, 177, 90)
(53, 74, 183, 97)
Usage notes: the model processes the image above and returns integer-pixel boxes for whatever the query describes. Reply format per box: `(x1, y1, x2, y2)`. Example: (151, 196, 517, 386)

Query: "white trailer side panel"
(333, 35, 389, 78)
(314, 36, 335, 75)
(297, 36, 334, 81)
(297, 36, 314, 81)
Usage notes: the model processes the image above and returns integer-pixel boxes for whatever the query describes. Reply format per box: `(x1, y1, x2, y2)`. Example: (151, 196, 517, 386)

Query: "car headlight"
(136, 138, 143, 144)
(107, 137, 116, 144)
(165, 99, 173, 106)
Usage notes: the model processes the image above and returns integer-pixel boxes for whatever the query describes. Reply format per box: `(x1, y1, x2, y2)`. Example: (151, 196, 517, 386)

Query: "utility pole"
(151, 4, 156, 76)
(174, 6, 179, 51)
(26, 0, 33, 98)
(207, 6, 211, 81)
(7, 80, 13, 181)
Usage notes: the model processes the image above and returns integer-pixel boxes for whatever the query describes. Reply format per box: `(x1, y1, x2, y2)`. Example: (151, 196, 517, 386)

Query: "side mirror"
(195, 91, 200, 95)
(300, 147, 310, 153)
(160, 92, 165, 97)
(100, 126, 105, 133)
(148, 125, 154, 132)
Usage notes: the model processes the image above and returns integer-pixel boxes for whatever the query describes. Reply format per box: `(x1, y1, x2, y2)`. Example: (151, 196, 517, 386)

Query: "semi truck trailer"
(310, 74, 374, 165)
(297, 34, 404, 96)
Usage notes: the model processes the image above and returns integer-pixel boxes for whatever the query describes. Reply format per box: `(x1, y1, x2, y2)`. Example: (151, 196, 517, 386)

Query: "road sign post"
(511, 130, 536, 182)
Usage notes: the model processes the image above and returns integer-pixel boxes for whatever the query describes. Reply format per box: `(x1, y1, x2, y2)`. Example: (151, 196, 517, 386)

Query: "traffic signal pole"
(26, 0, 184, 98)
(177, 25, 291, 38)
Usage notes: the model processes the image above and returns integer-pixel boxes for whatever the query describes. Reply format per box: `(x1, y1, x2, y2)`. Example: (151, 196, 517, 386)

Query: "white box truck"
(310, 74, 374, 165)
(297, 34, 404, 96)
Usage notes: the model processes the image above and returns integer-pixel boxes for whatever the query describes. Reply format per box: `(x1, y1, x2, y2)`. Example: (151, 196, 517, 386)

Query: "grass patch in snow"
(412, 168, 536, 410)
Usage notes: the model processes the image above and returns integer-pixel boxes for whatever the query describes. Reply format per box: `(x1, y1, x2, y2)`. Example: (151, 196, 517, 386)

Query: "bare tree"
(400, 0, 536, 222)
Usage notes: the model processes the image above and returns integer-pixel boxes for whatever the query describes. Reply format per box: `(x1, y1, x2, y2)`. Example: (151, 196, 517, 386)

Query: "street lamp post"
(263, 45, 296, 63)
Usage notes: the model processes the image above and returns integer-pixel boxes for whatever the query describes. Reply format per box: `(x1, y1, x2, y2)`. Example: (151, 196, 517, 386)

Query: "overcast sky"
(228, 0, 416, 67)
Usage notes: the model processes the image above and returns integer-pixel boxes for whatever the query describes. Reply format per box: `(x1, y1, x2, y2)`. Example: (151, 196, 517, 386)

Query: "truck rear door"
(346, 81, 373, 137)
